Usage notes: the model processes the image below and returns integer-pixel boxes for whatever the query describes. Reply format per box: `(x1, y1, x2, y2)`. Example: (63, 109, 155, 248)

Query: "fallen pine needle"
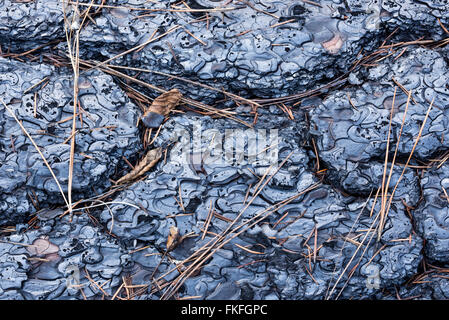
(234, 243, 265, 255)
(1, 99, 69, 208)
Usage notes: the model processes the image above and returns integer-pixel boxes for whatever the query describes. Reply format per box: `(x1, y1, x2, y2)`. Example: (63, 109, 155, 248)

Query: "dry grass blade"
(157, 160, 293, 298)
(214, 155, 293, 243)
(69, 201, 141, 213)
(253, 77, 347, 105)
(69, 2, 239, 13)
(253, 36, 449, 106)
(326, 187, 382, 299)
(381, 97, 435, 234)
(84, 267, 110, 297)
(141, 89, 182, 128)
(160, 182, 321, 299)
(182, 28, 206, 46)
(23, 77, 49, 94)
(234, 243, 264, 255)
(235, 0, 279, 19)
(438, 18, 449, 35)
(329, 95, 434, 299)
(377, 89, 411, 241)
(332, 93, 431, 298)
(436, 152, 449, 169)
(335, 224, 380, 299)
(1, 99, 69, 208)
(63, 1, 93, 219)
(158, 154, 307, 298)
(271, 19, 296, 28)
(392, 77, 417, 104)
(378, 87, 397, 241)
(116, 148, 162, 184)
(77, 59, 251, 127)
(105, 64, 261, 108)
(201, 200, 214, 240)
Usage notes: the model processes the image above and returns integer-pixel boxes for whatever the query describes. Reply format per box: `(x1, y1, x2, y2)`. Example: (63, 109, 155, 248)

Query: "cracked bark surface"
(0, 57, 142, 225)
(0, 0, 448, 300)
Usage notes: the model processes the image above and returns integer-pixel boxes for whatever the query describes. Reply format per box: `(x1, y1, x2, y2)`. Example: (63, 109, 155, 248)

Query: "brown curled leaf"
(148, 89, 182, 116)
(322, 33, 343, 54)
(166, 226, 181, 251)
(141, 89, 183, 128)
(116, 147, 162, 184)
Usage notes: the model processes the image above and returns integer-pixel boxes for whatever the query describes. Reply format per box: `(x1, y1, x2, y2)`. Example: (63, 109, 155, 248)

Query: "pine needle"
(1, 99, 69, 208)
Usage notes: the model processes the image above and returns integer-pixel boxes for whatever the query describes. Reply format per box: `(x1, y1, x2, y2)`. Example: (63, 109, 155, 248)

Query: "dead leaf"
(141, 89, 182, 128)
(116, 148, 162, 184)
(322, 33, 343, 54)
(26, 238, 59, 256)
(166, 226, 181, 251)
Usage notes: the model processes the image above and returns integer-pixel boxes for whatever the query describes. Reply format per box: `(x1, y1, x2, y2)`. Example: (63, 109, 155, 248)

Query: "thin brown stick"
(68, 2, 239, 13)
